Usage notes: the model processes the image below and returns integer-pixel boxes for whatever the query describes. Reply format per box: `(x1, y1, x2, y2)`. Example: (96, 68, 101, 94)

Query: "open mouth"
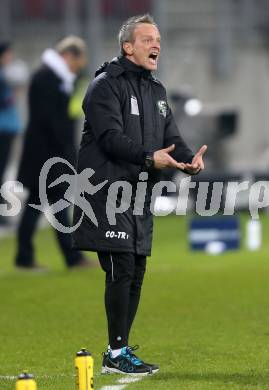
(148, 53, 158, 64)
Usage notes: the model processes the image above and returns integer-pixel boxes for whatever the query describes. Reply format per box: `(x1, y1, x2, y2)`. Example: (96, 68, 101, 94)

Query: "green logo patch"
(157, 100, 167, 118)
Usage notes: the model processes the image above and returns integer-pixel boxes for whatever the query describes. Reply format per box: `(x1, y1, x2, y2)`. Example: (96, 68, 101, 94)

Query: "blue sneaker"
(101, 346, 153, 375)
(127, 345, 159, 373)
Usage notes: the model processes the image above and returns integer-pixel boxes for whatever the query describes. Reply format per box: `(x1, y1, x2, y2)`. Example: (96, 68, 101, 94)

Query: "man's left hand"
(184, 145, 207, 175)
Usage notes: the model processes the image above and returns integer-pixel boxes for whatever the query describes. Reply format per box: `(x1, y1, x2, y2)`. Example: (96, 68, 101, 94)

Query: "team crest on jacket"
(157, 100, 167, 118)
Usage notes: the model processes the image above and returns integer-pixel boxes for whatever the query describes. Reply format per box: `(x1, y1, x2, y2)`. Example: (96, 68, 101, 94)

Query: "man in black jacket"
(15, 36, 93, 269)
(73, 14, 207, 375)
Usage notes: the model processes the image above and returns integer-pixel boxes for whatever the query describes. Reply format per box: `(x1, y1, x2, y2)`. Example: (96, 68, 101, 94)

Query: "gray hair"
(118, 14, 157, 55)
(56, 36, 86, 57)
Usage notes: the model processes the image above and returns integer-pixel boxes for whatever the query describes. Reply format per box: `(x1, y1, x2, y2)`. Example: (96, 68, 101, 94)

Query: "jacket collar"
(42, 49, 76, 94)
(118, 56, 152, 78)
(95, 56, 153, 80)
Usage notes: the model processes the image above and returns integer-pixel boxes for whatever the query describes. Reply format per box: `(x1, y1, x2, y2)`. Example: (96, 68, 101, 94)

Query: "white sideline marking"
(0, 376, 17, 380)
(1, 373, 144, 389)
(118, 377, 143, 384)
(0, 373, 75, 380)
(101, 386, 126, 390)
(100, 376, 143, 390)
(0, 373, 108, 381)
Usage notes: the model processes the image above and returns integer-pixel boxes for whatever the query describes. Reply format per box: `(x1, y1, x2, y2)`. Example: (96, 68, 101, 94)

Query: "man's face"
(124, 23, 161, 71)
(64, 52, 87, 74)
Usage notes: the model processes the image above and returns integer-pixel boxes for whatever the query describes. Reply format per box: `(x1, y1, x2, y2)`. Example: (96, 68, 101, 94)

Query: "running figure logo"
(29, 157, 108, 233)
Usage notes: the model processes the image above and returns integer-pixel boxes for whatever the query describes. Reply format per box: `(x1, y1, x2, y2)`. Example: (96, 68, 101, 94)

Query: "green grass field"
(1, 214, 269, 389)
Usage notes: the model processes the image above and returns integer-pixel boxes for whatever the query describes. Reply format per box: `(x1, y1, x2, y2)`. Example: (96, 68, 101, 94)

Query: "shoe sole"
(101, 366, 159, 375)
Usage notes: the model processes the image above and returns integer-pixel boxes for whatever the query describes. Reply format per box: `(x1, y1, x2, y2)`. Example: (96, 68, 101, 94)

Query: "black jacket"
(72, 56, 193, 255)
(18, 65, 76, 192)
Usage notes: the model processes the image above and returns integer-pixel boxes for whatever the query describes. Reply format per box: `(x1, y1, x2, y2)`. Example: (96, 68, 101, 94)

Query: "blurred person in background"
(15, 36, 95, 270)
(0, 42, 22, 226)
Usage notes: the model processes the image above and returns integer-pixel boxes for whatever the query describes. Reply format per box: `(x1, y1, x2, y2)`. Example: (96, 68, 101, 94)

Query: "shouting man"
(73, 14, 206, 375)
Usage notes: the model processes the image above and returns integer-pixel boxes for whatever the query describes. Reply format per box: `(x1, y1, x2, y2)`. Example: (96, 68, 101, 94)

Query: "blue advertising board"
(189, 216, 240, 251)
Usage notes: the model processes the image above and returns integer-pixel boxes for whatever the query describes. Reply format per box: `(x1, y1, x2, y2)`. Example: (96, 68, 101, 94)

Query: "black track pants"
(15, 189, 82, 267)
(97, 251, 146, 350)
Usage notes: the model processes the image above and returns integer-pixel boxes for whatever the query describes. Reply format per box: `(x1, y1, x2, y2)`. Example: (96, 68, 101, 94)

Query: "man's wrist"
(143, 152, 154, 171)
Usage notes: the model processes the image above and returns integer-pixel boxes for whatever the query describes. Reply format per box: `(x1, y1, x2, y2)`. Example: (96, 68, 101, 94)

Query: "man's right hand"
(153, 144, 186, 170)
